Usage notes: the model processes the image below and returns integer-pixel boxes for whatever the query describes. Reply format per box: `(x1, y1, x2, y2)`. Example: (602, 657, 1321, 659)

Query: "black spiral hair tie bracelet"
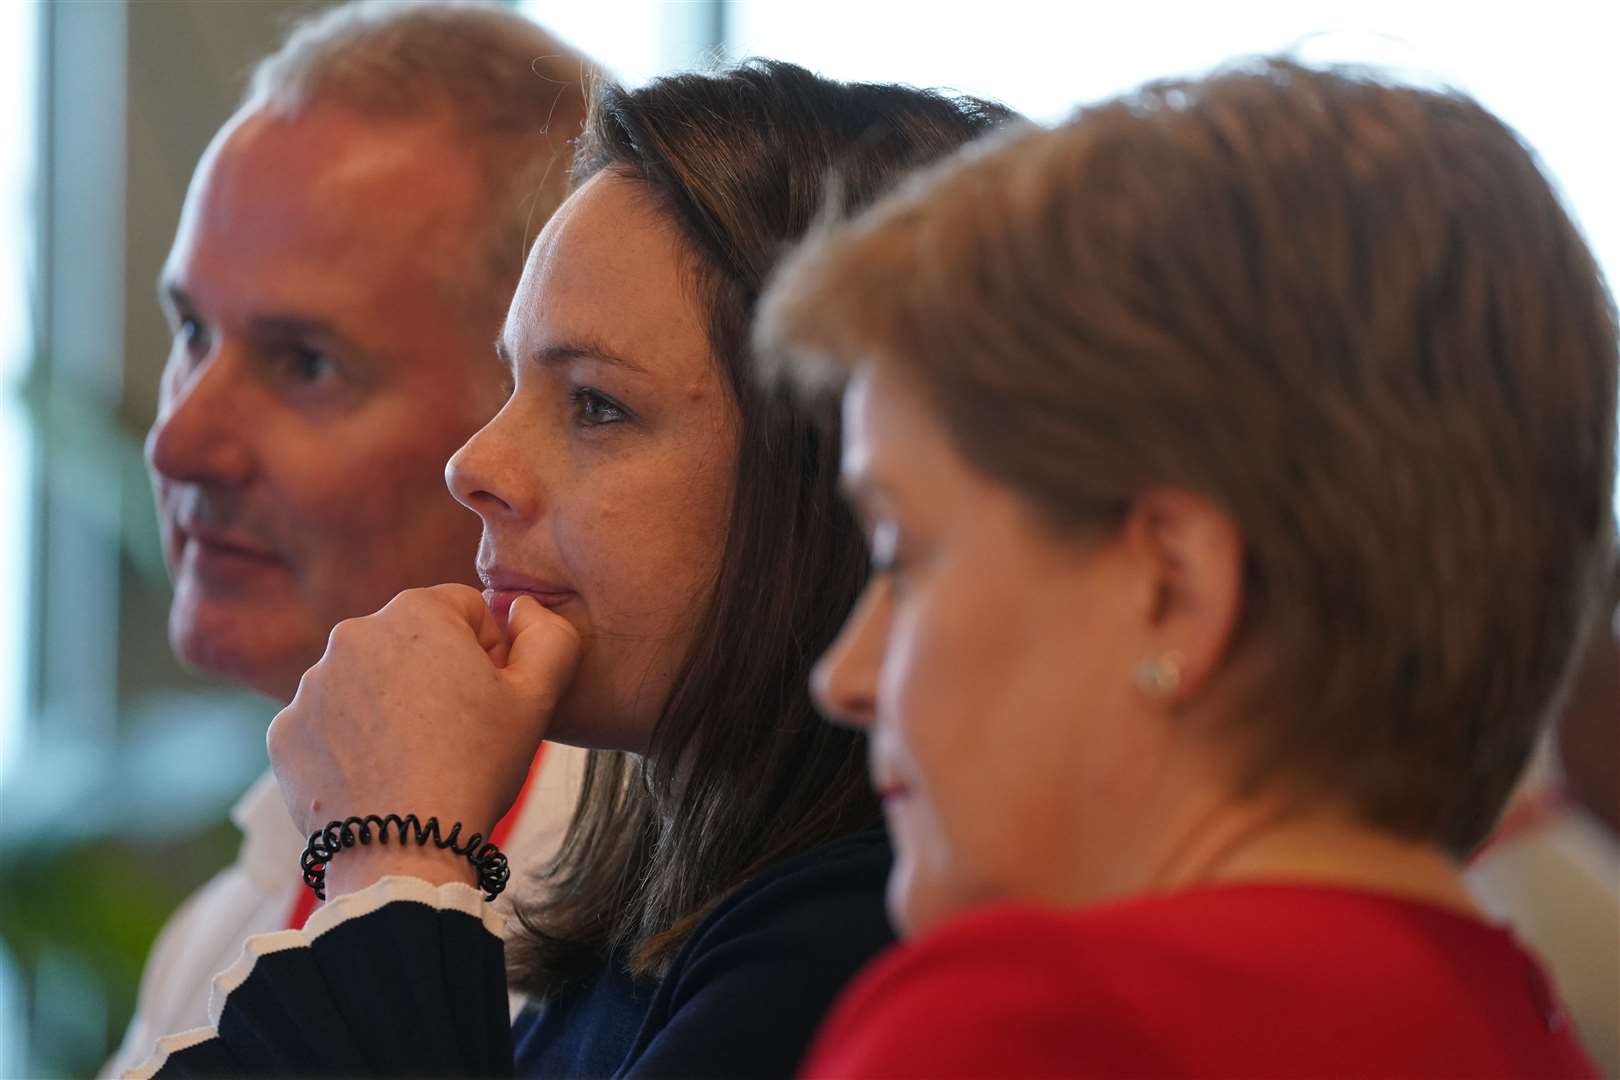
(299, 814, 511, 902)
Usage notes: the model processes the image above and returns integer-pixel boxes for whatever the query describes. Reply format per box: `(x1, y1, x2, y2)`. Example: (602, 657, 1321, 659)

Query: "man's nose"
(145, 347, 255, 488)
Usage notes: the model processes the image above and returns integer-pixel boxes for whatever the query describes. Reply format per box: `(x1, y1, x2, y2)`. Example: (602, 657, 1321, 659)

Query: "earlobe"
(1125, 489, 1245, 703)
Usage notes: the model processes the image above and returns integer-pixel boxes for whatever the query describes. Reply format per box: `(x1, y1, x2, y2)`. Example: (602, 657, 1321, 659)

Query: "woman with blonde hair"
(758, 58, 1614, 1077)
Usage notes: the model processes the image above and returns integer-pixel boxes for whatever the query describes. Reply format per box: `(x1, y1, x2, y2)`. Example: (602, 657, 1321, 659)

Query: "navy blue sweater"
(516, 828, 895, 1077)
(155, 828, 894, 1078)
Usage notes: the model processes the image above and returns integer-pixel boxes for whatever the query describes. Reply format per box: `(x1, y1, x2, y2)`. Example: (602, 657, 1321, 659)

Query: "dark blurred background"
(1, 1, 1615, 1075)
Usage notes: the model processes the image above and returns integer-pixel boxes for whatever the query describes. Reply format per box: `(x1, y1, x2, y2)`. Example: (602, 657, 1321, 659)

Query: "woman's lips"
(484, 587, 575, 630)
(874, 779, 910, 804)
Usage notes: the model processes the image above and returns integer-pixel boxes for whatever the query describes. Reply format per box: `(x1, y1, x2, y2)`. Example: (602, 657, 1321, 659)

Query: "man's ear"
(1118, 488, 1245, 703)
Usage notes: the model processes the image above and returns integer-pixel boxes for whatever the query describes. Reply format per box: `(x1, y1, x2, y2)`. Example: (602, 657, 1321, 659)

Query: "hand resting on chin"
(267, 584, 580, 899)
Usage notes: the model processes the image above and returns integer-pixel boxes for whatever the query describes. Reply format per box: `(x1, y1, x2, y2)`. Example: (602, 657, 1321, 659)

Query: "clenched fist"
(267, 584, 580, 899)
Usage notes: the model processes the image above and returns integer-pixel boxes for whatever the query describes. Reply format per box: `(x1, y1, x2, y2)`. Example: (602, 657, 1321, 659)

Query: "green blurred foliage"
(1, 817, 240, 1077)
(3, 371, 259, 1077)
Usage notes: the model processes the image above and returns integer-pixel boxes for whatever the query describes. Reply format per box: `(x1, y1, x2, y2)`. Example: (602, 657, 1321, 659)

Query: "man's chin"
(170, 611, 316, 705)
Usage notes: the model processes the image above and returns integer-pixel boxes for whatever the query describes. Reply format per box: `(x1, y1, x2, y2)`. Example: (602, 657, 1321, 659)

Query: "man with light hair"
(106, 3, 595, 1073)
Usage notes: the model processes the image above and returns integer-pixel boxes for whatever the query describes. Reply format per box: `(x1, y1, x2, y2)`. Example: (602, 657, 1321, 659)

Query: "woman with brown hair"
(758, 58, 1614, 1078)
(131, 61, 1010, 1078)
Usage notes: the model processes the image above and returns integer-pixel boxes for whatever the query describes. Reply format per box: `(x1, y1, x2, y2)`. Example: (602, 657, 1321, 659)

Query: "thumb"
(502, 594, 582, 712)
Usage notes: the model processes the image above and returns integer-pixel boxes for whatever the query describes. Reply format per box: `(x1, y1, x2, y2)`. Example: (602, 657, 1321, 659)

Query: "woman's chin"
(542, 700, 653, 756)
(886, 850, 956, 940)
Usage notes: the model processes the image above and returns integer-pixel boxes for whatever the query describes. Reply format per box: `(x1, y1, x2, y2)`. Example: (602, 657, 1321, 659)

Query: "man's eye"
(284, 345, 337, 384)
(176, 317, 210, 356)
(571, 387, 629, 427)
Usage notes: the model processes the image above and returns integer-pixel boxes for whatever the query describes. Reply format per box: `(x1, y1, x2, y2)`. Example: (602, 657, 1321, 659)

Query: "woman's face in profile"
(448, 171, 740, 753)
(813, 361, 1161, 937)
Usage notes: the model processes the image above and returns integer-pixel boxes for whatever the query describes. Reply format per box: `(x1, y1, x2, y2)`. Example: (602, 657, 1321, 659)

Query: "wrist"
(323, 846, 478, 901)
(300, 814, 510, 903)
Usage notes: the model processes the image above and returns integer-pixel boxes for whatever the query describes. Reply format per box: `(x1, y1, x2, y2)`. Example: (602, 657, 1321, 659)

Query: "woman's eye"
(868, 520, 905, 578)
(572, 387, 630, 427)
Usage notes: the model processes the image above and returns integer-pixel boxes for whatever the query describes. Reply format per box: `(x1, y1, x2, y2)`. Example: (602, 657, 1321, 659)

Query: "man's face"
(147, 104, 511, 702)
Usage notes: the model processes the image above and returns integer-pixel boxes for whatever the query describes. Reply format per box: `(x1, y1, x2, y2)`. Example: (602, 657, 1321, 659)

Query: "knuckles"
(324, 615, 371, 657)
(265, 705, 298, 764)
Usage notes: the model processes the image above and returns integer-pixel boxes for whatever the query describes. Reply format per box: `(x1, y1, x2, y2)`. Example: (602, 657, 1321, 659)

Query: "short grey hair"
(246, 0, 595, 311)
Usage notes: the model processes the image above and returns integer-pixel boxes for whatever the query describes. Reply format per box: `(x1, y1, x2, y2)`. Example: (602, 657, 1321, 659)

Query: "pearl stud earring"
(1134, 651, 1184, 698)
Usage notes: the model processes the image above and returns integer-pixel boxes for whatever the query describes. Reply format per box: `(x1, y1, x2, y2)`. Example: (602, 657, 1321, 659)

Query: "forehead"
(841, 363, 931, 473)
(501, 171, 713, 378)
(166, 104, 487, 330)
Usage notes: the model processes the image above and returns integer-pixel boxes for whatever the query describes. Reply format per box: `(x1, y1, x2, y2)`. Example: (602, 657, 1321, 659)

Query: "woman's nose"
(811, 578, 892, 730)
(446, 404, 526, 520)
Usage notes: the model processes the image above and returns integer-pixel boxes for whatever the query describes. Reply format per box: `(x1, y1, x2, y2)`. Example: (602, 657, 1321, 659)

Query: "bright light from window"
(731, 0, 1619, 520)
(519, 0, 713, 86)
(0, 5, 36, 1072)
(730, 3, 1617, 269)
(0, 0, 38, 786)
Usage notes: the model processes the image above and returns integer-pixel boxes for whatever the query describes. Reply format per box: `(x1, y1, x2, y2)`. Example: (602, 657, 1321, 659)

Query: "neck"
(1142, 793, 1481, 917)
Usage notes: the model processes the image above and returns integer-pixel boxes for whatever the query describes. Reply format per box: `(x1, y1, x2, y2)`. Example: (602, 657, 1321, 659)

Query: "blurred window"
(519, 0, 720, 86)
(727, 2, 1617, 300)
(0, 0, 39, 786)
(0, 4, 39, 1075)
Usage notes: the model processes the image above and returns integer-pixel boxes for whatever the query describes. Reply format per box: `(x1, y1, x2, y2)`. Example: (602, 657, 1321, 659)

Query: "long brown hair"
(509, 60, 1013, 996)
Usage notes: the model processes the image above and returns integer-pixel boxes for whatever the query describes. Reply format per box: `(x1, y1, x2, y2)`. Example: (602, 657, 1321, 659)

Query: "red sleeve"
(799, 908, 1137, 1079)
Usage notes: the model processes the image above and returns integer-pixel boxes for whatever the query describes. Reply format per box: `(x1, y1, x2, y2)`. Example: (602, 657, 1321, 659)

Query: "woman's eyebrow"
(535, 339, 652, 375)
(495, 336, 650, 376)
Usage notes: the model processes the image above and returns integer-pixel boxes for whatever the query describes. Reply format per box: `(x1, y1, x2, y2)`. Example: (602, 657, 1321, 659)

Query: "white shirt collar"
(230, 770, 307, 895)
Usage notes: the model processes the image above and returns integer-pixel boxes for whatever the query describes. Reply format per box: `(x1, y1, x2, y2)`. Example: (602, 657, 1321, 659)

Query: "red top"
(802, 883, 1597, 1079)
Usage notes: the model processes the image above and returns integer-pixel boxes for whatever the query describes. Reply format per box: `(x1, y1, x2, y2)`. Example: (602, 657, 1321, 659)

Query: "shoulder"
(801, 889, 1395, 1080)
(802, 905, 1115, 1079)
(666, 827, 894, 995)
(670, 828, 894, 988)
(701, 828, 893, 937)
(620, 829, 896, 1077)
(827, 903, 1101, 1010)
(804, 888, 1604, 1080)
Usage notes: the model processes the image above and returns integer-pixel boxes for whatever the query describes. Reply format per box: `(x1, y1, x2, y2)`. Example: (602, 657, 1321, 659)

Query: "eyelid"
(160, 291, 189, 324)
(572, 385, 633, 426)
(257, 341, 346, 395)
(868, 519, 900, 570)
(172, 313, 211, 358)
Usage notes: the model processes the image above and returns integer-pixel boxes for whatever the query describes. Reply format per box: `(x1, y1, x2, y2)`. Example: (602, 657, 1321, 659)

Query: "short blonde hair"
(247, 0, 594, 309)
(758, 58, 1619, 854)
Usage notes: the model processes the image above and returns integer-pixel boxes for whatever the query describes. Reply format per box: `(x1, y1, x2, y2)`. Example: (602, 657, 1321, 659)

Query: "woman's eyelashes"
(571, 386, 632, 428)
(868, 520, 906, 579)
